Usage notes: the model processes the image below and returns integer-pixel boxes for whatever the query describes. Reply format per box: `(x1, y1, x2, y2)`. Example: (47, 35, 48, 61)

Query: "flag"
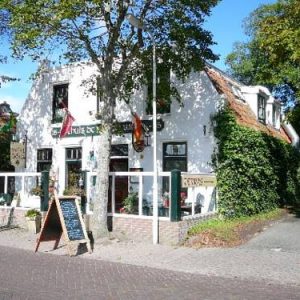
(132, 113, 144, 152)
(59, 109, 75, 138)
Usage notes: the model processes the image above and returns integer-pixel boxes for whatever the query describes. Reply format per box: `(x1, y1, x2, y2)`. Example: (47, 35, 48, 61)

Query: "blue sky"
(0, 0, 275, 113)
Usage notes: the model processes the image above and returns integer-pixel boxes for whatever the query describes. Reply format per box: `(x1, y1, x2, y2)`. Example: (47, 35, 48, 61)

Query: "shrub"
(213, 107, 300, 218)
(25, 209, 41, 219)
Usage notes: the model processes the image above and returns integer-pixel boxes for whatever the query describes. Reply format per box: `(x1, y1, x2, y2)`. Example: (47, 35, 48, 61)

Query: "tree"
(0, 9, 20, 87)
(1, 0, 219, 238)
(226, 0, 300, 109)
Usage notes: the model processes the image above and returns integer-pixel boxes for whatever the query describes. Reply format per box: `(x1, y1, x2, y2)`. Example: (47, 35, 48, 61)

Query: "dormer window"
(258, 95, 266, 123)
(52, 83, 69, 123)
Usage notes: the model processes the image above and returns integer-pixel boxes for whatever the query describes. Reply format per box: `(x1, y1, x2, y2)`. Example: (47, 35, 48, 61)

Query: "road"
(0, 245, 300, 300)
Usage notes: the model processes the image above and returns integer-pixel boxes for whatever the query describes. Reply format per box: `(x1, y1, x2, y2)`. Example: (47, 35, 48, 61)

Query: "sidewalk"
(1, 213, 300, 287)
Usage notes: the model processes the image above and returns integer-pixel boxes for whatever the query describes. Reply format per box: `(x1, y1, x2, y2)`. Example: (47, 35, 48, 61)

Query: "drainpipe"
(282, 122, 299, 147)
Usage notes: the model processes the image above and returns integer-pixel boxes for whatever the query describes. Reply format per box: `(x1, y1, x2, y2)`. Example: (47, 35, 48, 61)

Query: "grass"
(187, 208, 285, 245)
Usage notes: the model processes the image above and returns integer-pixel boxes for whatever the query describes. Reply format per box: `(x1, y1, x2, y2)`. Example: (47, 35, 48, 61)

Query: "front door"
(108, 158, 128, 213)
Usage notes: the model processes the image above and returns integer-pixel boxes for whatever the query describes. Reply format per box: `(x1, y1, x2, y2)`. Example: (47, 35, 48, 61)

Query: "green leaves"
(1, 0, 219, 99)
(213, 108, 300, 218)
(226, 0, 300, 112)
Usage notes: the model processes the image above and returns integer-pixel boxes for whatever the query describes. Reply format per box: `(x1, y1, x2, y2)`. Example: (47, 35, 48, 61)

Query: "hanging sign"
(35, 192, 91, 256)
(182, 174, 217, 188)
(10, 142, 25, 168)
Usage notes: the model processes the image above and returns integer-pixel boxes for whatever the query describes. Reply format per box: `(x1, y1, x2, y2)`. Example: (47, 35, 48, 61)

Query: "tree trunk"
(90, 76, 114, 239)
(90, 126, 112, 238)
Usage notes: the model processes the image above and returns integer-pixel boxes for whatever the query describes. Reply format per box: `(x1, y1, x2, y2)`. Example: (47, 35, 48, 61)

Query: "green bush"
(25, 209, 41, 219)
(213, 107, 300, 218)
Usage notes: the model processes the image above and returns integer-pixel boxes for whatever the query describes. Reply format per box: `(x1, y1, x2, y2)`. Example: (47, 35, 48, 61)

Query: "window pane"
(37, 149, 53, 172)
(111, 144, 128, 157)
(53, 84, 69, 123)
(66, 147, 81, 160)
(258, 95, 266, 123)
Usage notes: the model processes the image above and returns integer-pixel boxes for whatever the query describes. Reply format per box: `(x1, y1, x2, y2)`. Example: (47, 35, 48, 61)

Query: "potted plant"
(25, 209, 42, 234)
(63, 186, 85, 197)
(30, 186, 43, 196)
(122, 192, 138, 214)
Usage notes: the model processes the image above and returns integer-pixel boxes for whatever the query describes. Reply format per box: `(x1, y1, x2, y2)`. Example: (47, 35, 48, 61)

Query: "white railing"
(0, 172, 41, 207)
(86, 171, 171, 218)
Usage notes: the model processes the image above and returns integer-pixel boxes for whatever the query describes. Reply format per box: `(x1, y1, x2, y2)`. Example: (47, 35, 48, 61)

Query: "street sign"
(182, 174, 217, 188)
(10, 142, 25, 168)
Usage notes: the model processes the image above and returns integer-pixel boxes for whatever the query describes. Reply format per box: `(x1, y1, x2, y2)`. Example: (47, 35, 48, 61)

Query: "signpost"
(181, 174, 217, 215)
(35, 191, 91, 256)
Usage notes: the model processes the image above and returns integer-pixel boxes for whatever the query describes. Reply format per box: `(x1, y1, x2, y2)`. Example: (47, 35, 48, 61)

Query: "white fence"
(0, 171, 216, 217)
(86, 171, 172, 219)
(0, 172, 41, 208)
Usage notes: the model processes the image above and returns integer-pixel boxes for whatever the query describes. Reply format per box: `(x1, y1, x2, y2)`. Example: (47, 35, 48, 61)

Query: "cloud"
(0, 95, 25, 113)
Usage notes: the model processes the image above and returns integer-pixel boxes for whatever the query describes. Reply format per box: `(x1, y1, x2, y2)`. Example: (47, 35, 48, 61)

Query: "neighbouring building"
(14, 62, 298, 243)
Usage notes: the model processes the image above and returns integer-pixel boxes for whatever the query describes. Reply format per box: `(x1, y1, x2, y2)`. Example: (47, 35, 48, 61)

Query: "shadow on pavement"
(287, 205, 300, 218)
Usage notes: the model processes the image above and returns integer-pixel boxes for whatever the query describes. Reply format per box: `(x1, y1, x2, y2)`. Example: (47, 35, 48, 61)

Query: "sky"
(0, 0, 275, 114)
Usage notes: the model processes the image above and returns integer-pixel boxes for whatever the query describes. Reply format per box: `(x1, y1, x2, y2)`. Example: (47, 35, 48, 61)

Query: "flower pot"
(26, 216, 41, 234)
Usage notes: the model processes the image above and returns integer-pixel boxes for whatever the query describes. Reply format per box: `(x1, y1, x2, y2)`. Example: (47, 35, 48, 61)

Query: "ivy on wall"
(213, 107, 300, 218)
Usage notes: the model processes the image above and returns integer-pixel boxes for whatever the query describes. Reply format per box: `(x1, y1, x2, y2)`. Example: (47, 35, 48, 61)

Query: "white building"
(16, 62, 297, 221)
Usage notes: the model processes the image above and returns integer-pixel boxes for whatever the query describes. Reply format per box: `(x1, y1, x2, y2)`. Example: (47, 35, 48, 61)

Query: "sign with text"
(59, 198, 85, 241)
(182, 174, 217, 188)
(10, 142, 25, 168)
(51, 119, 164, 138)
(35, 192, 91, 256)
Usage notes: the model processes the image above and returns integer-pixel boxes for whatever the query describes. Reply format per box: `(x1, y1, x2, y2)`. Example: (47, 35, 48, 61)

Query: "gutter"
(282, 122, 299, 147)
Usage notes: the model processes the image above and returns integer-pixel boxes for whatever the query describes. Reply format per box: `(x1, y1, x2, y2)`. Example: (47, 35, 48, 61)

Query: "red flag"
(132, 113, 144, 152)
(59, 110, 75, 138)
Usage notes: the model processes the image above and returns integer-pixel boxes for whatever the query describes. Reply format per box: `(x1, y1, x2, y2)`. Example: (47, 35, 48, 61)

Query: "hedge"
(213, 107, 300, 218)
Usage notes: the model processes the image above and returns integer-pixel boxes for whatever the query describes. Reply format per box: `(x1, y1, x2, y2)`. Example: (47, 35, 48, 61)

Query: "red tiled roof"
(205, 67, 291, 143)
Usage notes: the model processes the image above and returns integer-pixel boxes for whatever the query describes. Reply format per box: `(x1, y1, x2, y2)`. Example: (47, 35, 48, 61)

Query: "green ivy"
(213, 107, 300, 218)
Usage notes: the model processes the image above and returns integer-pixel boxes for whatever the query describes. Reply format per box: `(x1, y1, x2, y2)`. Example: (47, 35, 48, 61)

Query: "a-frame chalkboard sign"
(35, 191, 91, 256)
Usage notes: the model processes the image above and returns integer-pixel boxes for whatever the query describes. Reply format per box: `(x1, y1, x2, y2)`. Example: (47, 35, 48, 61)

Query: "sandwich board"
(35, 191, 91, 256)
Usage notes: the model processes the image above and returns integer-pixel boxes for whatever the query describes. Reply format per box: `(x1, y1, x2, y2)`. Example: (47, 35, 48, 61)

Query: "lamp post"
(126, 14, 159, 244)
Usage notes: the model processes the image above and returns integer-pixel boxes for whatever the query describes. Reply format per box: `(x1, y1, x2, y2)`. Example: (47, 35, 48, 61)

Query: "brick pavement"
(0, 245, 300, 300)
(0, 213, 300, 292)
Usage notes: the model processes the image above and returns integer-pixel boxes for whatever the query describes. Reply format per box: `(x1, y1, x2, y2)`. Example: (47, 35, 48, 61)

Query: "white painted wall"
(15, 63, 239, 214)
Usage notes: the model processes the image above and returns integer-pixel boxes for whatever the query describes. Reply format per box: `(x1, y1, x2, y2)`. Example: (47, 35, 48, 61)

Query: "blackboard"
(35, 191, 91, 256)
(59, 198, 85, 241)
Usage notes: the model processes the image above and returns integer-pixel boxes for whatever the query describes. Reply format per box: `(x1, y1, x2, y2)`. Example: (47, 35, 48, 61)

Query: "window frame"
(65, 147, 82, 189)
(257, 94, 266, 124)
(162, 141, 188, 194)
(37, 148, 53, 172)
(52, 83, 69, 123)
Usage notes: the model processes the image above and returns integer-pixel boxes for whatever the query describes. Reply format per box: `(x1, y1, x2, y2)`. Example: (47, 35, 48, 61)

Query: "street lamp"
(126, 14, 159, 244)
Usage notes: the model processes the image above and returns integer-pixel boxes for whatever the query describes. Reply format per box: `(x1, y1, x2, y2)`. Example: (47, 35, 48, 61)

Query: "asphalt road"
(0, 245, 300, 300)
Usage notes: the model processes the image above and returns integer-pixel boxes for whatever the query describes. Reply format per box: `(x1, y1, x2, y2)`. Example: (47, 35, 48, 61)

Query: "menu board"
(59, 198, 85, 241)
(35, 192, 91, 256)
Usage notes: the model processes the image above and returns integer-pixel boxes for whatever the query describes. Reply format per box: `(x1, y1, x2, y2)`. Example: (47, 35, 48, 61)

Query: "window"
(146, 64, 171, 115)
(52, 84, 68, 123)
(65, 147, 82, 190)
(258, 95, 266, 123)
(110, 144, 128, 157)
(37, 148, 52, 172)
(162, 142, 187, 193)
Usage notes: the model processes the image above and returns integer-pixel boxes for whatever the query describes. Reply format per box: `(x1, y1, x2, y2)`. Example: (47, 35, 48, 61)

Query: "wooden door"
(108, 159, 128, 213)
